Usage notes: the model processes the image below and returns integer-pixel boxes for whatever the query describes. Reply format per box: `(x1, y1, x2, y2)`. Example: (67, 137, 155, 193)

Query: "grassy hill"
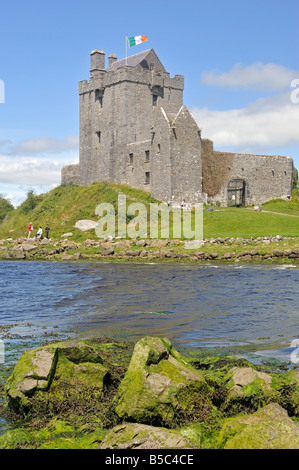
(0, 183, 159, 241)
(0, 183, 298, 241)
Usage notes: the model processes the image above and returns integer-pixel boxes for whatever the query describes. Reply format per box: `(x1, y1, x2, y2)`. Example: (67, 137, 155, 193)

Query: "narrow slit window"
(96, 131, 101, 143)
(152, 94, 158, 106)
(145, 150, 150, 162)
(129, 153, 133, 164)
(145, 171, 150, 184)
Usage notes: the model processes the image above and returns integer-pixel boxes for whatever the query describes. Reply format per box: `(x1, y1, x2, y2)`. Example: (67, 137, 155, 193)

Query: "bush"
(19, 190, 43, 215)
(0, 195, 14, 222)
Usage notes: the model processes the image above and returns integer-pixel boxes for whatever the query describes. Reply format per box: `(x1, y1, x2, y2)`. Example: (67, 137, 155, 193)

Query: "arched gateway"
(227, 178, 246, 207)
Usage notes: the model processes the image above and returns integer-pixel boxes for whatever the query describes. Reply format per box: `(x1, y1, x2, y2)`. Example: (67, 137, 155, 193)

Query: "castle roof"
(107, 48, 166, 73)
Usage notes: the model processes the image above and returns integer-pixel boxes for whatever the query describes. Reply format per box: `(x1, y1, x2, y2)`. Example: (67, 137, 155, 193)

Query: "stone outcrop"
(5, 340, 108, 412)
(225, 366, 274, 400)
(3, 336, 299, 449)
(0, 234, 298, 263)
(218, 403, 299, 449)
(114, 336, 209, 426)
(100, 422, 196, 449)
(74, 220, 99, 231)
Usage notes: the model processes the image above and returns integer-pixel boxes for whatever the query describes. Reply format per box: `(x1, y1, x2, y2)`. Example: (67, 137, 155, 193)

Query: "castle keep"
(62, 48, 294, 206)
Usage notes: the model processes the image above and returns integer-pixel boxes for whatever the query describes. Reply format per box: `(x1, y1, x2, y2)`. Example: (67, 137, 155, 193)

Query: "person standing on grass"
(27, 222, 33, 239)
(45, 224, 50, 239)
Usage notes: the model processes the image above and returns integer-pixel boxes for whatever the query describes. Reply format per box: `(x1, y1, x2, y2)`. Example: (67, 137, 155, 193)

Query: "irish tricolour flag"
(128, 35, 148, 47)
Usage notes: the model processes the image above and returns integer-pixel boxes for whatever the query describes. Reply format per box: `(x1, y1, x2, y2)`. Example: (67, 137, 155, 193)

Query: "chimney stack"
(90, 49, 105, 76)
(108, 53, 117, 67)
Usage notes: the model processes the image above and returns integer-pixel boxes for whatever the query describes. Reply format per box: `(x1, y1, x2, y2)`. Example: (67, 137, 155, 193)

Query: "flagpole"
(126, 35, 128, 65)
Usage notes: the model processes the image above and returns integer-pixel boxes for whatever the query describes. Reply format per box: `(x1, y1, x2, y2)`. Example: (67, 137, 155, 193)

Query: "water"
(1, 259, 298, 358)
(0, 260, 299, 432)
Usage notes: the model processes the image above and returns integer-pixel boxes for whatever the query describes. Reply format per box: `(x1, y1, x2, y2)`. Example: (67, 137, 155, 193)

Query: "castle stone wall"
(202, 143, 293, 206)
(126, 140, 152, 193)
(61, 163, 81, 186)
(169, 106, 203, 205)
(149, 108, 173, 202)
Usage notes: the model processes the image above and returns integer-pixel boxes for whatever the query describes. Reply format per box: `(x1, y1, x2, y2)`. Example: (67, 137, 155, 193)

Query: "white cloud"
(0, 134, 79, 204)
(0, 140, 11, 149)
(201, 62, 299, 92)
(0, 156, 69, 185)
(0, 155, 79, 207)
(8, 135, 79, 156)
(192, 89, 299, 152)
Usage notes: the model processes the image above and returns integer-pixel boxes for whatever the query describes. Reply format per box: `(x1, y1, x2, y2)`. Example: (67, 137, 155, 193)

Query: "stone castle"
(61, 48, 294, 207)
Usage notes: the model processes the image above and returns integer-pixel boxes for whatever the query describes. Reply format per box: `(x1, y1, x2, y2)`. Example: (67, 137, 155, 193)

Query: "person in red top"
(28, 222, 33, 239)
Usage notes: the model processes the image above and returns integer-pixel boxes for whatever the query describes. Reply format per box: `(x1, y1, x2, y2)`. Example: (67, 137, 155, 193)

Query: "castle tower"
(78, 48, 186, 188)
(63, 47, 206, 205)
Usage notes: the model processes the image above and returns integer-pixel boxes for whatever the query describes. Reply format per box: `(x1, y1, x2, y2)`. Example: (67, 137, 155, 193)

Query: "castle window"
(145, 171, 150, 184)
(129, 153, 133, 164)
(272, 170, 275, 176)
(152, 94, 158, 106)
(284, 170, 287, 176)
(96, 131, 101, 143)
(157, 144, 161, 153)
(145, 150, 150, 162)
(95, 89, 103, 108)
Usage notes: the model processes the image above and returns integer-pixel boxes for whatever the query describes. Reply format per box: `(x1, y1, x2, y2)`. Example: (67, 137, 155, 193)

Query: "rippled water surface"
(1, 260, 298, 355)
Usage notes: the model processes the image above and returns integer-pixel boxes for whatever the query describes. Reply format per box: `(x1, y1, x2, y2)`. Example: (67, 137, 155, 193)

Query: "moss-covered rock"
(225, 366, 273, 398)
(99, 422, 197, 449)
(3, 336, 299, 450)
(0, 419, 107, 449)
(4, 347, 56, 412)
(114, 336, 211, 426)
(273, 369, 299, 416)
(4, 340, 108, 414)
(217, 403, 299, 449)
(221, 366, 278, 413)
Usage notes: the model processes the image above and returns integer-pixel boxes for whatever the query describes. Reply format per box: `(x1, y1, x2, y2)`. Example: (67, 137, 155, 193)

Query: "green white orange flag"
(128, 35, 148, 47)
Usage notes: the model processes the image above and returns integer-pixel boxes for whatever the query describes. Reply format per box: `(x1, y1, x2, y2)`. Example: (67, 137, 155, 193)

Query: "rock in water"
(5, 340, 108, 413)
(114, 336, 210, 426)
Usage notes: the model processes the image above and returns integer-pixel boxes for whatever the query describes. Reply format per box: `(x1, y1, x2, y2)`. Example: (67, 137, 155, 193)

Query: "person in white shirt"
(35, 226, 43, 239)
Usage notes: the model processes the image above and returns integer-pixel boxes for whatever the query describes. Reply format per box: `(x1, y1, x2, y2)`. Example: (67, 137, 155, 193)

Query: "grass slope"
(0, 183, 159, 241)
(0, 183, 298, 241)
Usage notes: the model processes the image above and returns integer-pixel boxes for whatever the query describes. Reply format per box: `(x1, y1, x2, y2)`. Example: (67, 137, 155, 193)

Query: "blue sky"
(0, 0, 298, 206)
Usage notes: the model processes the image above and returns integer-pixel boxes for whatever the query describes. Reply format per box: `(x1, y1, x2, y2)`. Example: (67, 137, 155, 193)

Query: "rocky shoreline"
(0, 234, 298, 263)
(1, 336, 299, 449)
